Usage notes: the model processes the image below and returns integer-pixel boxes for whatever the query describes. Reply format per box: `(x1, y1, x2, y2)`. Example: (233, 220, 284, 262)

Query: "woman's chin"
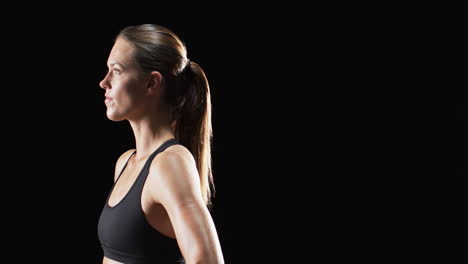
(106, 111, 125, 122)
(108, 116, 123, 121)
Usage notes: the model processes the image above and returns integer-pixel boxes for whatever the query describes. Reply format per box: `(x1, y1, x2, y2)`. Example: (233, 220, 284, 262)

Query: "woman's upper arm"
(113, 149, 135, 182)
(149, 147, 224, 263)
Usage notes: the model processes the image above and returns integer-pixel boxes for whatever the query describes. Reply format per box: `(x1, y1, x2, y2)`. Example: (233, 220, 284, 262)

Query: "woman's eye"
(113, 69, 121, 74)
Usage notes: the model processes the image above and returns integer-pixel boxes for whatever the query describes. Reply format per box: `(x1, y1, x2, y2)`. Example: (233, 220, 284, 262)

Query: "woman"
(97, 24, 224, 264)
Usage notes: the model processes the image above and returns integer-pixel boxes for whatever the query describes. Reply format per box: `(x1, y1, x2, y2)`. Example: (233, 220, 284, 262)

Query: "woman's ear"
(146, 71, 163, 95)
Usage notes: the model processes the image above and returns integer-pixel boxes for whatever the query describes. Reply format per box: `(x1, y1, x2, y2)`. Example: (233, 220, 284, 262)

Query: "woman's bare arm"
(149, 146, 224, 264)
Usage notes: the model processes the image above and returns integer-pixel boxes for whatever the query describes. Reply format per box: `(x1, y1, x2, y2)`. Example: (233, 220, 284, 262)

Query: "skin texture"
(100, 38, 224, 264)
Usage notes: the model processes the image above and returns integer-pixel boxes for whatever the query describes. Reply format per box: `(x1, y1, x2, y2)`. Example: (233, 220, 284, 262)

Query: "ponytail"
(173, 61, 214, 207)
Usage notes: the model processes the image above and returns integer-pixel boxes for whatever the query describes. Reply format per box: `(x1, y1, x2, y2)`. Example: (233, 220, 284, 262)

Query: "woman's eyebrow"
(109, 62, 126, 68)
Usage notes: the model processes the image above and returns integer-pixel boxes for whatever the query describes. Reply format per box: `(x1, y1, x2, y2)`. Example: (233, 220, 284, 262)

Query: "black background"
(0, 5, 312, 263)
(2, 4, 461, 263)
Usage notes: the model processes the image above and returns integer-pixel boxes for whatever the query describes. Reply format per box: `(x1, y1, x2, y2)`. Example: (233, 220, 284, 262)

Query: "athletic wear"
(98, 138, 184, 263)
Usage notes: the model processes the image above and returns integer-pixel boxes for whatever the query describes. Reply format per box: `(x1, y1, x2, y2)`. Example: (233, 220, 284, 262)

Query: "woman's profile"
(97, 24, 224, 264)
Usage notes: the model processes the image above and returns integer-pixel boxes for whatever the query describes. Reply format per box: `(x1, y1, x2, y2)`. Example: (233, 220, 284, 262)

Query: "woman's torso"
(99, 141, 182, 263)
(107, 152, 176, 238)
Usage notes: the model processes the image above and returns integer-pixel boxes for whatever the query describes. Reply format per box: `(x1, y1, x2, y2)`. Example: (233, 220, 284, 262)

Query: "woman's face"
(100, 37, 148, 121)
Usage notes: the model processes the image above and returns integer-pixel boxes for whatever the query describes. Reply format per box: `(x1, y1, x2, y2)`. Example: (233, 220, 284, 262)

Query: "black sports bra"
(97, 138, 184, 263)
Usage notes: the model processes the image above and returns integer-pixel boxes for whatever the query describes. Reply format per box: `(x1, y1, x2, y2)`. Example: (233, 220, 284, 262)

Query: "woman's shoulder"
(114, 148, 136, 181)
(156, 143, 195, 167)
(150, 143, 197, 180)
(117, 148, 137, 161)
(148, 143, 201, 203)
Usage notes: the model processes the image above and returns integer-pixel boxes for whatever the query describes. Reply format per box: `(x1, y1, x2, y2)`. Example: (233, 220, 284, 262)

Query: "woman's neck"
(128, 116, 174, 162)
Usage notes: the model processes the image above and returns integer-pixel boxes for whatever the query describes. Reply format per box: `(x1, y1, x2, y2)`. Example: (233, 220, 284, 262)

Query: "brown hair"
(117, 24, 214, 207)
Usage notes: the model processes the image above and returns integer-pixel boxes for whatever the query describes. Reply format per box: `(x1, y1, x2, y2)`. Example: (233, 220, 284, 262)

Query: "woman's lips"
(105, 95, 113, 103)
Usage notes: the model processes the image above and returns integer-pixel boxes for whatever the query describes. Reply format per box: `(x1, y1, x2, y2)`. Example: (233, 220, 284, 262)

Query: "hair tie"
(181, 59, 192, 80)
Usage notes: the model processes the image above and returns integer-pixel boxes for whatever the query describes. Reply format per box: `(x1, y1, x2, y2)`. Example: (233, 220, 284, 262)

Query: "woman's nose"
(100, 73, 110, 90)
